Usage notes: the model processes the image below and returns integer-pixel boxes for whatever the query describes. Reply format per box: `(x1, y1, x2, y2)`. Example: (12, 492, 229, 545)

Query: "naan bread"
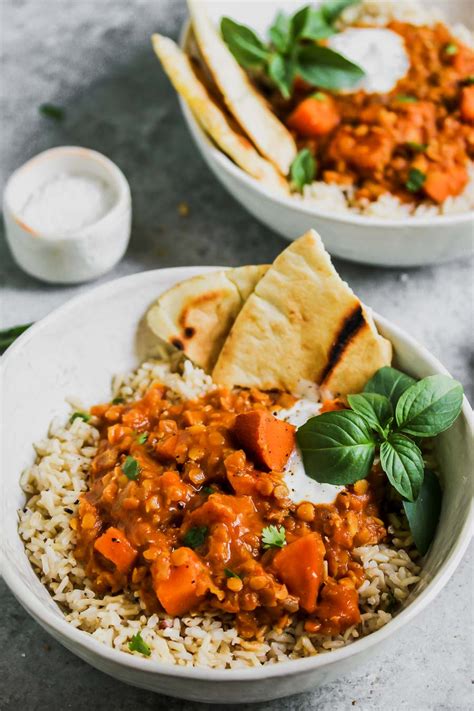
(212, 230, 392, 394)
(187, 0, 297, 175)
(151, 34, 287, 192)
(146, 266, 268, 373)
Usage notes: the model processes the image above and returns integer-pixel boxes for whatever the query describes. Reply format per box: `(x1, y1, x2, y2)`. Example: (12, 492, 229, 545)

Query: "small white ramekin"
(3, 146, 132, 284)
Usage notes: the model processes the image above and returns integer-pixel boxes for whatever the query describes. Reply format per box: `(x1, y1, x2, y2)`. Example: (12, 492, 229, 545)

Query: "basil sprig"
(221, 1, 364, 99)
(290, 148, 316, 191)
(297, 367, 464, 553)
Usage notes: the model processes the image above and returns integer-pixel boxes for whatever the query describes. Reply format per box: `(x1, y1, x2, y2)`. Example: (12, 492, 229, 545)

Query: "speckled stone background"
(1, 1, 473, 709)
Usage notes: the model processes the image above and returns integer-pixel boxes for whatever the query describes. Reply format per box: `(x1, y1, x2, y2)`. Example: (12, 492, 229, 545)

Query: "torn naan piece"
(212, 230, 392, 394)
(146, 266, 268, 374)
(187, 0, 297, 175)
(152, 35, 287, 192)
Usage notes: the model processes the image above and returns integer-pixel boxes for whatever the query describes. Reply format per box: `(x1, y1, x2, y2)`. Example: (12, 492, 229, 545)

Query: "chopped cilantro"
(312, 92, 327, 101)
(407, 142, 427, 153)
(395, 95, 417, 103)
(70, 411, 91, 423)
(224, 568, 241, 579)
(128, 631, 151, 657)
(39, 103, 65, 121)
(444, 43, 458, 56)
(406, 168, 426, 193)
(112, 397, 125, 405)
(261, 525, 286, 549)
(136, 432, 148, 445)
(462, 75, 474, 86)
(183, 525, 208, 549)
(202, 486, 215, 495)
(122, 455, 140, 481)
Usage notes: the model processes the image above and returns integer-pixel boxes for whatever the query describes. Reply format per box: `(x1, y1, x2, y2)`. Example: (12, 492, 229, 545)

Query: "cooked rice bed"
(18, 361, 421, 668)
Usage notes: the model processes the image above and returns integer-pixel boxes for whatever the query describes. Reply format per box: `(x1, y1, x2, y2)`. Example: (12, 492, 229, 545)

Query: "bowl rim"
(2, 145, 132, 243)
(1, 266, 473, 682)
(178, 22, 474, 230)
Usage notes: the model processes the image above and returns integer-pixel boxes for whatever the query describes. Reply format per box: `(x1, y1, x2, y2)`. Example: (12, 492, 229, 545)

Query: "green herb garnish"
(312, 91, 327, 100)
(395, 95, 418, 103)
(202, 486, 215, 495)
(136, 432, 148, 445)
(0, 323, 33, 354)
(128, 631, 151, 657)
(407, 142, 427, 153)
(39, 103, 65, 121)
(262, 525, 287, 549)
(112, 397, 125, 405)
(461, 75, 474, 86)
(297, 367, 463, 553)
(403, 469, 442, 555)
(406, 168, 426, 193)
(444, 43, 458, 56)
(221, 1, 364, 99)
(183, 525, 208, 549)
(224, 568, 241, 579)
(70, 411, 91, 423)
(122, 455, 140, 481)
(290, 148, 316, 192)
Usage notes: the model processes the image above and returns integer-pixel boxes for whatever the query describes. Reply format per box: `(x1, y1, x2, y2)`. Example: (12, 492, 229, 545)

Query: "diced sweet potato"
(94, 526, 137, 573)
(287, 95, 340, 137)
(154, 547, 209, 616)
(273, 533, 326, 613)
(460, 86, 474, 123)
(424, 164, 468, 202)
(316, 578, 361, 635)
(232, 410, 295, 471)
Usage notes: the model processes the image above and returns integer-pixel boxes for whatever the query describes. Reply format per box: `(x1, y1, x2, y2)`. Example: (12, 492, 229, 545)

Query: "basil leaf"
(295, 44, 364, 89)
(290, 148, 316, 191)
(396, 374, 464, 438)
(364, 366, 416, 409)
(268, 53, 293, 99)
(403, 469, 442, 555)
(380, 434, 424, 502)
(297, 410, 376, 485)
(220, 17, 269, 68)
(347, 393, 393, 433)
(322, 0, 360, 24)
(291, 6, 335, 41)
(0, 323, 33, 354)
(269, 11, 292, 53)
(406, 168, 426, 192)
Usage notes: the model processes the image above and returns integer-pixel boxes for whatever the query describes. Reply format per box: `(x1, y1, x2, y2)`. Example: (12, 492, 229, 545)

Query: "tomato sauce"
(74, 383, 386, 638)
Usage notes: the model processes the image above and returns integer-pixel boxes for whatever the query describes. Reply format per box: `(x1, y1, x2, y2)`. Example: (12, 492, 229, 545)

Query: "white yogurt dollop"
(275, 399, 343, 505)
(328, 27, 410, 93)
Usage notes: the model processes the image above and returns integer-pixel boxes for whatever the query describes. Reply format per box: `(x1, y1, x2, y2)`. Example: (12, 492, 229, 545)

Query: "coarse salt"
(19, 172, 116, 237)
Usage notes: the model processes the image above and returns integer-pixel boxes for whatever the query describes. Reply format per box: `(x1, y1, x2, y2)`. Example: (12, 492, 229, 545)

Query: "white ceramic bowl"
(1, 267, 472, 703)
(3, 146, 132, 284)
(178, 1, 474, 267)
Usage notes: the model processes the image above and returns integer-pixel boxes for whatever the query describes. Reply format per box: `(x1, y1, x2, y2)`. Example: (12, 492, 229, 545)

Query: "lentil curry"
(279, 22, 474, 204)
(74, 383, 386, 639)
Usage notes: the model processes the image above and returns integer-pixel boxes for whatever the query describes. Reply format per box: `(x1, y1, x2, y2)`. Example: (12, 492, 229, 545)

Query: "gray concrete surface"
(1, 1, 473, 709)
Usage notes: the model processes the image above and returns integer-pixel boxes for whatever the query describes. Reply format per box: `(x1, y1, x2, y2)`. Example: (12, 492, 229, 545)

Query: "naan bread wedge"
(146, 266, 268, 373)
(187, 0, 297, 175)
(212, 230, 392, 394)
(152, 35, 287, 192)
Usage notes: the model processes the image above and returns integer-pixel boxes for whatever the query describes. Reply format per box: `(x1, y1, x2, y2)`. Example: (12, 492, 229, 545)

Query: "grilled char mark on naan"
(212, 230, 392, 395)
